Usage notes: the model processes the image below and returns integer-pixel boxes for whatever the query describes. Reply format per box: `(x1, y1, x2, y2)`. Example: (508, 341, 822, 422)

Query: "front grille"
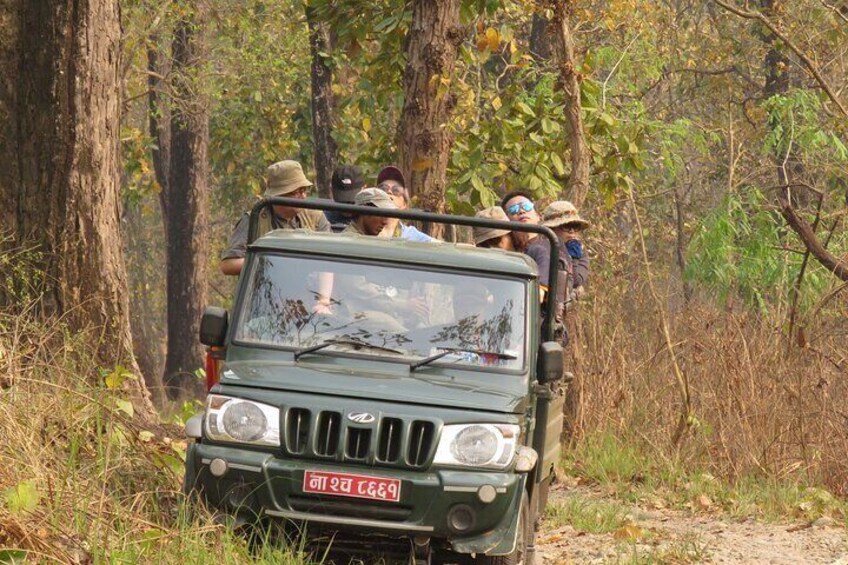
(281, 407, 437, 468)
(315, 411, 341, 456)
(407, 421, 435, 466)
(346, 427, 371, 460)
(285, 408, 310, 454)
(377, 418, 402, 463)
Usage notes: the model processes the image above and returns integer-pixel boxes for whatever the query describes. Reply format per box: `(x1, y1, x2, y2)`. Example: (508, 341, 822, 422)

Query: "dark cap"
(331, 165, 365, 204)
(376, 165, 406, 187)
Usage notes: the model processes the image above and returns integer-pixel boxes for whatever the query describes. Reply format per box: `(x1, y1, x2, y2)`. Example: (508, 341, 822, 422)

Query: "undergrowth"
(0, 309, 315, 564)
(562, 431, 848, 524)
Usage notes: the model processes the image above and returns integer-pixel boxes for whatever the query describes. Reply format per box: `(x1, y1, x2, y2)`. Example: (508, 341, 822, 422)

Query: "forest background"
(0, 0, 847, 561)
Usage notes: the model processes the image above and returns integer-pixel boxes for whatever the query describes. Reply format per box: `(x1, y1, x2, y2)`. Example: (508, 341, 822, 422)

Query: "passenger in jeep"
(473, 207, 515, 250)
(220, 160, 330, 276)
(342, 188, 397, 236)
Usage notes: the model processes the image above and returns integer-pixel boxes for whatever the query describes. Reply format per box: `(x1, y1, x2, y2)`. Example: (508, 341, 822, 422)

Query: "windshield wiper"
(293, 338, 404, 361)
(410, 347, 517, 371)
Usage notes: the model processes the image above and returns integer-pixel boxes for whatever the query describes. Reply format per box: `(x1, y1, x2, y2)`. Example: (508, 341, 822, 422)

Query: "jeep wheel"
(477, 494, 534, 565)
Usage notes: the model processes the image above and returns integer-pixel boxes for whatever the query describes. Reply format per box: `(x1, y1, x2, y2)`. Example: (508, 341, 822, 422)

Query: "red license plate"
(303, 470, 402, 502)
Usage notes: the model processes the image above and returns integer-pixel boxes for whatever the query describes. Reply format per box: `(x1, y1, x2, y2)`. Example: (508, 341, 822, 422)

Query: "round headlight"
(451, 425, 498, 466)
(222, 401, 268, 442)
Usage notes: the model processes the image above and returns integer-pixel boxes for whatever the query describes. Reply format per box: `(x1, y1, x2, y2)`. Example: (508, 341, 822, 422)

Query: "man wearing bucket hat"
(220, 160, 330, 276)
(541, 200, 591, 293)
(343, 187, 398, 237)
(473, 207, 515, 251)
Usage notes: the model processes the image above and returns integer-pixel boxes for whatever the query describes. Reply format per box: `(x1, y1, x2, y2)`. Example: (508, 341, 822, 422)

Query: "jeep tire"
(477, 494, 535, 565)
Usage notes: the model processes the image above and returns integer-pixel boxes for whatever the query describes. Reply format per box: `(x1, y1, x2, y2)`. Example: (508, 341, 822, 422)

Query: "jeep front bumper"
(186, 442, 525, 555)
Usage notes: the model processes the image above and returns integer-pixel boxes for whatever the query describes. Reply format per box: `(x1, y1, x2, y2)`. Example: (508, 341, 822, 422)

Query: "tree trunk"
(0, 0, 155, 419)
(550, 1, 590, 208)
(307, 4, 337, 199)
(163, 10, 209, 401)
(148, 35, 171, 234)
(529, 12, 552, 63)
(397, 0, 462, 239)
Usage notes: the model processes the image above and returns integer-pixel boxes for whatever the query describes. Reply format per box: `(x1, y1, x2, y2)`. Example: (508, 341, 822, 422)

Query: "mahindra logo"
(347, 412, 375, 424)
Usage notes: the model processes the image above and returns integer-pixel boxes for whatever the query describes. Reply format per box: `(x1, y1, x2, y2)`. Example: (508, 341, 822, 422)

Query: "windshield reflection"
(234, 254, 526, 370)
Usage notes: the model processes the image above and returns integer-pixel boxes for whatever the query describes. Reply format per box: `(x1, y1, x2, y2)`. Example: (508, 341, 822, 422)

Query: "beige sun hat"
(473, 207, 512, 245)
(541, 200, 590, 230)
(264, 160, 313, 196)
(354, 187, 398, 209)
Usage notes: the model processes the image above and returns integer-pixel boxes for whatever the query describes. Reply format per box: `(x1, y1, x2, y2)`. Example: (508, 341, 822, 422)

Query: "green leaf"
(516, 101, 535, 117)
(598, 112, 616, 126)
(470, 173, 485, 193)
(252, 91, 262, 102)
(541, 117, 554, 134)
(115, 399, 134, 418)
(529, 132, 545, 146)
(0, 550, 27, 563)
(550, 153, 566, 176)
(2, 480, 41, 515)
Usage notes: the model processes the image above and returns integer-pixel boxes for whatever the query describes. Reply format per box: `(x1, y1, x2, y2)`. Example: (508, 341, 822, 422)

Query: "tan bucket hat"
(473, 207, 512, 245)
(354, 187, 397, 209)
(264, 160, 313, 196)
(541, 200, 590, 230)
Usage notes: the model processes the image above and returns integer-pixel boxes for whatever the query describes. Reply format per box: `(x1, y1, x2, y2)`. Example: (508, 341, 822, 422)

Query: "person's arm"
(313, 272, 334, 314)
(571, 255, 590, 288)
(316, 210, 332, 232)
(220, 257, 245, 276)
(220, 214, 250, 276)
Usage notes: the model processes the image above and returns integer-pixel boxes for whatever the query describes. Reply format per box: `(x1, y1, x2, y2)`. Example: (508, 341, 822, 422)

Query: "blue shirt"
(397, 223, 435, 242)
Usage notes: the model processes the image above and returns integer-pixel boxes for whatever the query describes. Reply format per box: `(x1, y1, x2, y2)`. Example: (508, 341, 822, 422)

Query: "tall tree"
(397, 0, 462, 238)
(0, 0, 154, 417)
(549, 0, 590, 207)
(163, 6, 209, 400)
(307, 3, 337, 198)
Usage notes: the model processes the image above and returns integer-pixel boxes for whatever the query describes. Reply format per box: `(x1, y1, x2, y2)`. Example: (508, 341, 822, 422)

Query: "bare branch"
(713, 0, 848, 118)
(778, 195, 848, 282)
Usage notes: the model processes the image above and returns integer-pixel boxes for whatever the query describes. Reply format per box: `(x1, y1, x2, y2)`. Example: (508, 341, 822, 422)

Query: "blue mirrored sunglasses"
(506, 201, 534, 216)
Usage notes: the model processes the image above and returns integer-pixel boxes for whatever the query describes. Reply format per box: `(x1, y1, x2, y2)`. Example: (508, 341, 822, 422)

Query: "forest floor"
(535, 480, 848, 564)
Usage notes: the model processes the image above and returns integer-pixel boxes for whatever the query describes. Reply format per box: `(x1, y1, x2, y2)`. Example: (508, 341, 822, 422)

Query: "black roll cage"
(248, 197, 561, 342)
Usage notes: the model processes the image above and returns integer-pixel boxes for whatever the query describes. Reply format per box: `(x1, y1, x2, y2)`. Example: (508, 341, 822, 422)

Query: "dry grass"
(566, 257, 848, 495)
(0, 307, 312, 563)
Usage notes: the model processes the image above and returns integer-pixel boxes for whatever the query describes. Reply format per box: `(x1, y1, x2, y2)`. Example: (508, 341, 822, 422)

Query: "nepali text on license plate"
(303, 470, 402, 502)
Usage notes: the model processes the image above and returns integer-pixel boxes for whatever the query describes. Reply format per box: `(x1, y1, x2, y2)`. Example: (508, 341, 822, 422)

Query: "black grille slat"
(315, 411, 341, 456)
(377, 418, 402, 463)
(407, 421, 435, 466)
(346, 428, 371, 460)
(286, 408, 311, 454)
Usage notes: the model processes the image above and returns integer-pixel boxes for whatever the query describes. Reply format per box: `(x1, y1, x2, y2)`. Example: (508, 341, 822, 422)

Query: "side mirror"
(200, 306, 228, 346)
(537, 341, 564, 384)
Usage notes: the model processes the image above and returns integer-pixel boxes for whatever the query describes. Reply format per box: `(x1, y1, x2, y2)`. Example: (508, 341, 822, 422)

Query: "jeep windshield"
(233, 253, 527, 371)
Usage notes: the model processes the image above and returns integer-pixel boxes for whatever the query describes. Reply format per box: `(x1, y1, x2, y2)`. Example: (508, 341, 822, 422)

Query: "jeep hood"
(220, 358, 529, 414)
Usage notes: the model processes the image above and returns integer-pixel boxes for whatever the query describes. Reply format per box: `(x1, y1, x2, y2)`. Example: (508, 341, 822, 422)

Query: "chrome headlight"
(433, 424, 520, 470)
(204, 395, 280, 447)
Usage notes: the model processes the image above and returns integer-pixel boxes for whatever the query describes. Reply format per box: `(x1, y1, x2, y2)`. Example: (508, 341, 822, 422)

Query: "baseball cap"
(541, 200, 590, 230)
(376, 165, 406, 187)
(331, 164, 365, 204)
(264, 160, 312, 197)
(354, 187, 398, 209)
(473, 207, 512, 245)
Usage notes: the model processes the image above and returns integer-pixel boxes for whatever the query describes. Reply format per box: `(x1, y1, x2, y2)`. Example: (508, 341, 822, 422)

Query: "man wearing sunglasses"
(501, 190, 571, 312)
(376, 165, 435, 242)
(220, 160, 331, 276)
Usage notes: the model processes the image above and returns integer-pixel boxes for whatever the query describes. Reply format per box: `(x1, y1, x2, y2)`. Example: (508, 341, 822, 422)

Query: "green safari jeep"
(184, 199, 567, 564)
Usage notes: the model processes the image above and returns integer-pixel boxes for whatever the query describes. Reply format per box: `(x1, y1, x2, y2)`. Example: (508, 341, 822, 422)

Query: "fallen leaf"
(614, 524, 644, 541)
(695, 494, 712, 511)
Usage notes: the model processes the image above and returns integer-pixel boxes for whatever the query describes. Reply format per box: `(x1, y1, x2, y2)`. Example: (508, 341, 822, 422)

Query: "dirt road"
(536, 483, 848, 564)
